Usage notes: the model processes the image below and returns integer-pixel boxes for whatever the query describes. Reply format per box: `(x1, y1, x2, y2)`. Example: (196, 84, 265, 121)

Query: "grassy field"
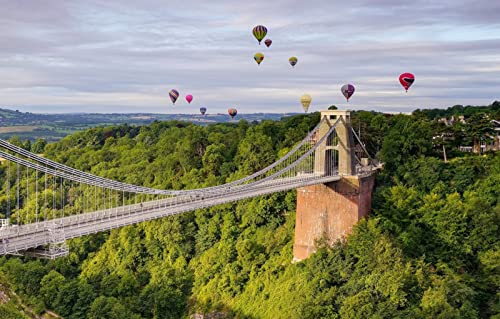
(0, 126, 39, 133)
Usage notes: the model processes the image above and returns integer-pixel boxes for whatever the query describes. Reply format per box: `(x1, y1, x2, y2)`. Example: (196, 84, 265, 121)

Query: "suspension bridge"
(0, 110, 379, 259)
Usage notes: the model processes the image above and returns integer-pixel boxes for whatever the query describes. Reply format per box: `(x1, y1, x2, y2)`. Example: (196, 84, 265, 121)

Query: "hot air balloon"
(399, 73, 415, 92)
(254, 53, 264, 66)
(300, 94, 312, 113)
(169, 89, 179, 104)
(200, 107, 207, 115)
(186, 94, 193, 104)
(264, 39, 272, 47)
(341, 84, 355, 102)
(228, 108, 238, 119)
(252, 25, 267, 45)
(289, 56, 298, 68)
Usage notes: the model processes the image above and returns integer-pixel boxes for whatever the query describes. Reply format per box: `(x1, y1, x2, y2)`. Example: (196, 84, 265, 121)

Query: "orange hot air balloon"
(228, 108, 237, 119)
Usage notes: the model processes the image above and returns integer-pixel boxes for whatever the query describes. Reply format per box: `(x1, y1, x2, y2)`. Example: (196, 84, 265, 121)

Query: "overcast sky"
(1, 0, 499, 114)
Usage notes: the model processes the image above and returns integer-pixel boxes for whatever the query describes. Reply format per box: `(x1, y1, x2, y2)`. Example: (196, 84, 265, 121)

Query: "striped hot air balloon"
(169, 89, 179, 104)
(252, 25, 267, 45)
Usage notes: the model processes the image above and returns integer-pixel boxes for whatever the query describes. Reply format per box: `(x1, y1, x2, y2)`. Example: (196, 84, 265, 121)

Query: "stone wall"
(293, 173, 376, 261)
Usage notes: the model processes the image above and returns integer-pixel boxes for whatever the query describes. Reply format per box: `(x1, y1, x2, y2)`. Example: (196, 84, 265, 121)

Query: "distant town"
(1, 103, 499, 159)
(0, 108, 298, 142)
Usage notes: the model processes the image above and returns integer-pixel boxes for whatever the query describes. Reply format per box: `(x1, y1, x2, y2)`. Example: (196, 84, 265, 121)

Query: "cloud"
(0, 0, 499, 114)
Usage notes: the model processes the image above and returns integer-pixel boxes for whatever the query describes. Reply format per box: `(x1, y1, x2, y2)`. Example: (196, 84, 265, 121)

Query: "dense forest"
(0, 103, 499, 318)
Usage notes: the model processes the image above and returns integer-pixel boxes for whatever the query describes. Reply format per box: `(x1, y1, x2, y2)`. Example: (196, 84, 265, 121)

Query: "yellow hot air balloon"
(254, 52, 264, 65)
(252, 25, 267, 44)
(300, 94, 312, 112)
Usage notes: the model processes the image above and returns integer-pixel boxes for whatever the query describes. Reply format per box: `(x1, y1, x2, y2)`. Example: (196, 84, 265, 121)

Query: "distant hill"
(0, 108, 300, 142)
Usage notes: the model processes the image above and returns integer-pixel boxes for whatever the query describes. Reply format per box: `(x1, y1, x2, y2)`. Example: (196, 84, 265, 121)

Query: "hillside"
(0, 107, 298, 142)
(0, 106, 499, 318)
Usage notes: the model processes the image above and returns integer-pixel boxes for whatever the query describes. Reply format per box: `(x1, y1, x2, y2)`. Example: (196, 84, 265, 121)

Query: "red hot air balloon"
(228, 108, 237, 119)
(264, 39, 272, 47)
(341, 84, 355, 102)
(399, 73, 415, 92)
(169, 89, 179, 104)
(186, 94, 193, 104)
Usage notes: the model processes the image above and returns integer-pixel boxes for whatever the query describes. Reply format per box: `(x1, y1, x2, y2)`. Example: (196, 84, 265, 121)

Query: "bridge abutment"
(293, 174, 376, 262)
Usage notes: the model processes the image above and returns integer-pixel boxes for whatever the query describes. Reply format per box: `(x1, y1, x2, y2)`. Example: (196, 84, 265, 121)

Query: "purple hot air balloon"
(169, 89, 179, 104)
(341, 84, 355, 102)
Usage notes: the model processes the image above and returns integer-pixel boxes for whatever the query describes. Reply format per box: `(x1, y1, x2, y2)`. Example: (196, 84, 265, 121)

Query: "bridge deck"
(0, 174, 342, 255)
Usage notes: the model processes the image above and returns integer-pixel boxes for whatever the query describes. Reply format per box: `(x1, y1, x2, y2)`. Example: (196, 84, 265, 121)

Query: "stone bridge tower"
(293, 110, 377, 262)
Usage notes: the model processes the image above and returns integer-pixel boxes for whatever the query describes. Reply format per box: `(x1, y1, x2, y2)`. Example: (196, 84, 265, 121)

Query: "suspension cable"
(44, 172, 47, 222)
(7, 160, 10, 219)
(35, 169, 38, 224)
(25, 165, 29, 224)
(16, 163, 20, 225)
(0, 118, 327, 196)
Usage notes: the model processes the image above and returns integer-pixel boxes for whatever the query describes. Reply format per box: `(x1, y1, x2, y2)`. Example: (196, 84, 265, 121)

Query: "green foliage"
(31, 138, 47, 154)
(0, 305, 28, 319)
(380, 114, 434, 179)
(0, 109, 499, 318)
(413, 101, 500, 120)
(88, 296, 142, 319)
(39, 270, 66, 309)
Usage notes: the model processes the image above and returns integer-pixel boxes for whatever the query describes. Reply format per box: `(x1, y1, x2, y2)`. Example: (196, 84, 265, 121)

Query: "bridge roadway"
(0, 173, 341, 255)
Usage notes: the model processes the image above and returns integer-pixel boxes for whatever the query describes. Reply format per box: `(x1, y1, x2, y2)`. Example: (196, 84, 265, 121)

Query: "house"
(438, 115, 466, 126)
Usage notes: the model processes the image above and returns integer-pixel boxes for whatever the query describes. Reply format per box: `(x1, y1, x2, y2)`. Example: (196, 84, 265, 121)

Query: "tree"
(8, 136, 23, 148)
(22, 139, 31, 151)
(39, 270, 66, 309)
(54, 280, 80, 317)
(140, 284, 185, 319)
(88, 296, 141, 319)
(234, 128, 275, 175)
(202, 143, 226, 176)
(380, 115, 433, 179)
(71, 281, 97, 319)
(31, 138, 47, 154)
(464, 113, 494, 153)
